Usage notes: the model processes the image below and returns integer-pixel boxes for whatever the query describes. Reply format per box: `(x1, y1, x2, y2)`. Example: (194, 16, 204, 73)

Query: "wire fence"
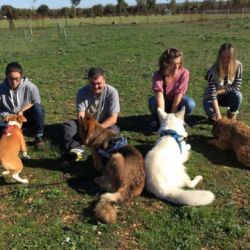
(1, 12, 250, 29)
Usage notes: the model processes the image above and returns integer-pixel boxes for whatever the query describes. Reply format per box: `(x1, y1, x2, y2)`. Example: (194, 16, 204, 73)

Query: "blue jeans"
(203, 91, 242, 118)
(23, 103, 45, 137)
(148, 95, 196, 121)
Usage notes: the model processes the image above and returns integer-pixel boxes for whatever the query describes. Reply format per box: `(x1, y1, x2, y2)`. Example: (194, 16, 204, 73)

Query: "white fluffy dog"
(145, 107, 215, 206)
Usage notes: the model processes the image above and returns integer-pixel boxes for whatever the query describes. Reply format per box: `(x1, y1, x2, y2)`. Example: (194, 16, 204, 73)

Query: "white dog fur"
(145, 107, 215, 206)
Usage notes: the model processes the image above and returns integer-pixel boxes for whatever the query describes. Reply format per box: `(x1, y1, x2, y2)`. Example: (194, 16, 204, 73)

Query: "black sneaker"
(34, 136, 45, 148)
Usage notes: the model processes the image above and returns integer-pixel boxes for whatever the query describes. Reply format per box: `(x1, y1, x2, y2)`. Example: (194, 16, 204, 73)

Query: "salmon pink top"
(152, 68, 190, 101)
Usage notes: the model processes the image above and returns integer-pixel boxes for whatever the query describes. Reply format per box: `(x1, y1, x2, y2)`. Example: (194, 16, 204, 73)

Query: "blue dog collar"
(160, 129, 184, 153)
(98, 136, 128, 159)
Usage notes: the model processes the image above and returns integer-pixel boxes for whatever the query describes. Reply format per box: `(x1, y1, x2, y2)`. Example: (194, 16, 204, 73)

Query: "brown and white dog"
(208, 117, 250, 168)
(0, 114, 30, 184)
(80, 115, 145, 224)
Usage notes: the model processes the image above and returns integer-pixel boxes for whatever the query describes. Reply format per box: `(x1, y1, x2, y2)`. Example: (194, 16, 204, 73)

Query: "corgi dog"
(80, 114, 145, 224)
(145, 107, 215, 206)
(0, 114, 30, 184)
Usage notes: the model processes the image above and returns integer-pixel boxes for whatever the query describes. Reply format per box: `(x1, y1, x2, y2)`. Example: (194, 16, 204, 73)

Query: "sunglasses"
(8, 77, 21, 82)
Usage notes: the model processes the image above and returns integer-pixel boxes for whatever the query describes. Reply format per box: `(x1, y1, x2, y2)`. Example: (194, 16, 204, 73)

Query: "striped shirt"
(205, 60, 243, 101)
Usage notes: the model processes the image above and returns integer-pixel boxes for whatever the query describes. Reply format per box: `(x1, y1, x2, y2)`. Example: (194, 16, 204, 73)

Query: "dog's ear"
(3, 114, 18, 122)
(17, 115, 27, 123)
(176, 106, 185, 120)
(3, 115, 10, 122)
(81, 118, 97, 146)
(84, 111, 94, 121)
(157, 107, 168, 121)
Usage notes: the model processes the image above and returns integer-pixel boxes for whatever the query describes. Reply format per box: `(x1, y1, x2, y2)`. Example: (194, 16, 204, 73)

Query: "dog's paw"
(22, 179, 29, 184)
(21, 152, 31, 160)
(2, 170, 10, 176)
(189, 175, 203, 188)
(195, 175, 203, 183)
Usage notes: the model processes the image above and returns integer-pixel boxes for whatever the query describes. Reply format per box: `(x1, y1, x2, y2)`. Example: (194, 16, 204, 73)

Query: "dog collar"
(160, 129, 184, 153)
(4, 125, 16, 135)
(98, 136, 128, 159)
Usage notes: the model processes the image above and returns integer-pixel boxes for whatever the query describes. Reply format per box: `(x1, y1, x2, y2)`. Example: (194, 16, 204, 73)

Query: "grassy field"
(0, 18, 249, 249)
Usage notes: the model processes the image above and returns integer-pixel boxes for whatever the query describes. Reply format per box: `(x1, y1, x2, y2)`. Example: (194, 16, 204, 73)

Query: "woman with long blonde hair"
(203, 43, 243, 121)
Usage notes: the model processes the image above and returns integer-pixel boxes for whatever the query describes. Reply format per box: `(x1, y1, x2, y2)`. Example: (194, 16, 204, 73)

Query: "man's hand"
(17, 110, 23, 116)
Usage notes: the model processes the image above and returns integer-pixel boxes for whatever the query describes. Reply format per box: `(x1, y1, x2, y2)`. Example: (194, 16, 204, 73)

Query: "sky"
(0, 0, 169, 9)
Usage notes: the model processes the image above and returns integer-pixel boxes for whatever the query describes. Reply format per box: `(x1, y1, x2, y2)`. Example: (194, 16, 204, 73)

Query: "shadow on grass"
(44, 123, 64, 147)
(118, 114, 153, 135)
(188, 134, 248, 170)
(66, 159, 100, 196)
(118, 114, 210, 135)
(185, 115, 210, 127)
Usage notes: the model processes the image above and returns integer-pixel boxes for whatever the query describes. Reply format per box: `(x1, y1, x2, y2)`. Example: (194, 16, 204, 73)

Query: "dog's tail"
(94, 187, 127, 224)
(155, 188, 215, 206)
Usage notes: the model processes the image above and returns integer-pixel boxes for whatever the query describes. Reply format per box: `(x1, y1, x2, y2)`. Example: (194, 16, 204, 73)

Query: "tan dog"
(0, 114, 30, 184)
(208, 117, 250, 168)
(80, 115, 145, 224)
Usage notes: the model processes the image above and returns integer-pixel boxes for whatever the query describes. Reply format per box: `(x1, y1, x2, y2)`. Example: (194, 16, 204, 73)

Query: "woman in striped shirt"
(203, 43, 243, 121)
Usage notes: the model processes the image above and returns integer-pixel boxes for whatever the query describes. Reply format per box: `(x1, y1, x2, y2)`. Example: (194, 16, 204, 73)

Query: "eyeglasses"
(8, 77, 21, 82)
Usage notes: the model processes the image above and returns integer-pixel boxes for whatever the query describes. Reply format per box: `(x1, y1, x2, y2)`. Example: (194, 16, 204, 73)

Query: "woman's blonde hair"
(216, 43, 237, 81)
(159, 48, 183, 76)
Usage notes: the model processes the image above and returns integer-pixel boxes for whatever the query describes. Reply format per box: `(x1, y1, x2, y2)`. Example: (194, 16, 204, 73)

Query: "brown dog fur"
(208, 117, 250, 168)
(0, 114, 29, 183)
(80, 115, 145, 224)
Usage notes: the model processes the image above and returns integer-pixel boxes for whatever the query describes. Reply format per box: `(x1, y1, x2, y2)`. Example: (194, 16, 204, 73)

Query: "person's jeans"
(148, 95, 196, 121)
(23, 103, 45, 137)
(203, 91, 242, 118)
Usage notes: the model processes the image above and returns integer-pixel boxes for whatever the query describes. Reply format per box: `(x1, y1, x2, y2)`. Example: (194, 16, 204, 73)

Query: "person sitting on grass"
(203, 42, 243, 121)
(0, 62, 45, 148)
(61, 67, 120, 162)
(148, 47, 196, 127)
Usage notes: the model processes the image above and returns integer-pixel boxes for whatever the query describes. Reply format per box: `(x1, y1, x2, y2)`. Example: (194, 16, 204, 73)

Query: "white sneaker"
(69, 148, 84, 161)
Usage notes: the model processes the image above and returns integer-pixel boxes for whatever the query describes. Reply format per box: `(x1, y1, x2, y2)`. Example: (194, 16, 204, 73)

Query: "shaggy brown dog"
(80, 115, 145, 224)
(208, 117, 250, 168)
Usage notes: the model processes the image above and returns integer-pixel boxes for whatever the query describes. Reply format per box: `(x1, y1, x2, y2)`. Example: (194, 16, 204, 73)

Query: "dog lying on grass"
(208, 117, 250, 168)
(145, 107, 215, 206)
(80, 114, 145, 224)
(0, 114, 30, 184)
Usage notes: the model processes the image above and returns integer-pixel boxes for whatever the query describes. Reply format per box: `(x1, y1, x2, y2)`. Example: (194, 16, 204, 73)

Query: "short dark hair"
(87, 67, 104, 81)
(6, 62, 23, 76)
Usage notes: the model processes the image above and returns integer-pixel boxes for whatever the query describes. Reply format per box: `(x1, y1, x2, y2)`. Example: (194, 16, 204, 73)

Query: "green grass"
(0, 18, 249, 249)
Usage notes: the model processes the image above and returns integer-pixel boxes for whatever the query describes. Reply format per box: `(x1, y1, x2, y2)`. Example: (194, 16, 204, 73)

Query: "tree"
(70, 0, 81, 7)
(70, 0, 81, 17)
(92, 4, 104, 16)
(147, 0, 156, 10)
(116, 0, 128, 14)
(37, 4, 49, 17)
(232, 0, 244, 7)
(1, 5, 16, 29)
(184, 0, 191, 12)
(136, 0, 147, 12)
(169, 0, 176, 14)
(104, 4, 116, 15)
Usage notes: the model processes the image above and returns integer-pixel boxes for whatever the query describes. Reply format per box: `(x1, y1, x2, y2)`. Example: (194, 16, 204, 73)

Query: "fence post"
(57, 23, 61, 38)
